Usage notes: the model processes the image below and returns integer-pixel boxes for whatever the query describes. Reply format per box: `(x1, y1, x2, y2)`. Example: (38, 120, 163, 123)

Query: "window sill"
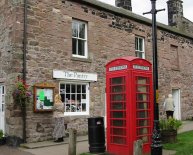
(64, 113, 89, 116)
(71, 57, 92, 63)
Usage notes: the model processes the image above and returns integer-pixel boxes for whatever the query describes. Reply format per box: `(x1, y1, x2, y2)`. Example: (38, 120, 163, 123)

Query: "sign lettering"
(109, 65, 127, 71)
(133, 65, 149, 71)
(53, 70, 97, 81)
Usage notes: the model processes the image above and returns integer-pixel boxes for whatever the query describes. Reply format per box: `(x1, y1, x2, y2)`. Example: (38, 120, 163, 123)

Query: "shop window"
(72, 19, 88, 58)
(135, 36, 145, 59)
(60, 83, 89, 116)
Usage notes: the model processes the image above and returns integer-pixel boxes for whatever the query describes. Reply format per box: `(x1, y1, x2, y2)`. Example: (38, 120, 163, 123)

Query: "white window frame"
(135, 36, 145, 59)
(59, 82, 89, 116)
(72, 19, 88, 58)
(0, 85, 5, 133)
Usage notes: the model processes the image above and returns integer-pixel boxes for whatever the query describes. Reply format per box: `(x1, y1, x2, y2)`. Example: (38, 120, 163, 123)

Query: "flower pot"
(161, 130, 177, 143)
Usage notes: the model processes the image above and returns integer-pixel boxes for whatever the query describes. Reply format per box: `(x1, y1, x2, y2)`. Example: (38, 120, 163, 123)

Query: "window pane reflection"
(137, 111, 148, 118)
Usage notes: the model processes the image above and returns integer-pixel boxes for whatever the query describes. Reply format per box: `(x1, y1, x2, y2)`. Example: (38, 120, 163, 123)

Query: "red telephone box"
(106, 56, 153, 155)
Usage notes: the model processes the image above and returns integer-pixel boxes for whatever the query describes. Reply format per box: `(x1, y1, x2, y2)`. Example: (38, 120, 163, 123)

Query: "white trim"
(0, 85, 5, 133)
(72, 19, 88, 58)
(59, 82, 90, 116)
(172, 89, 181, 120)
(135, 36, 145, 59)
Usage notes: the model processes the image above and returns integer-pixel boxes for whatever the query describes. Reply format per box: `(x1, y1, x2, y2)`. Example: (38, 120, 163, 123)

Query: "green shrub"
(159, 118, 182, 131)
(0, 130, 3, 139)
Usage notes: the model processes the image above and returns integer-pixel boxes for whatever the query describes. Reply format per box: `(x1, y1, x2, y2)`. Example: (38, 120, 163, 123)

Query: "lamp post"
(143, 0, 165, 154)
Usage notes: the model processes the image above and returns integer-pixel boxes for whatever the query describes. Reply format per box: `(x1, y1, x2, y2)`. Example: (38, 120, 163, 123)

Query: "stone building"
(0, 0, 193, 143)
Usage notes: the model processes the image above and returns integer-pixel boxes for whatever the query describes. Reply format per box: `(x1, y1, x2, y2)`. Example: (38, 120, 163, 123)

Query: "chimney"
(115, 0, 132, 11)
(167, 0, 183, 26)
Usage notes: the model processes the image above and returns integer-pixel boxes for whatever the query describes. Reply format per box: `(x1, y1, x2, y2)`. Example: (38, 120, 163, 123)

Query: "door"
(108, 76, 127, 145)
(106, 74, 129, 155)
(172, 89, 181, 120)
(133, 74, 153, 153)
(0, 85, 5, 133)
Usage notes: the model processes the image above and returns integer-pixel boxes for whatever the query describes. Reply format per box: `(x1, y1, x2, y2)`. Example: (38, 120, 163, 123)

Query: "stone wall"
(0, 0, 25, 139)
(3, 0, 193, 142)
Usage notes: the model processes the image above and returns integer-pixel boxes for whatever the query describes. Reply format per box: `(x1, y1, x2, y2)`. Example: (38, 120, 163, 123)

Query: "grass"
(163, 130, 193, 155)
(81, 131, 193, 155)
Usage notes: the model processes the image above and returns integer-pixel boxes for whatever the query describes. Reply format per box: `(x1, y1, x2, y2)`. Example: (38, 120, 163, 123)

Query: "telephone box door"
(132, 72, 153, 153)
(106, 74, 130, 155)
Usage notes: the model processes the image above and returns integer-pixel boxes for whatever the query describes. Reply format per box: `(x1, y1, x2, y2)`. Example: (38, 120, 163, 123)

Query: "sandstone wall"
(0, 0, 26, 139)
(3, 0, 193, 142)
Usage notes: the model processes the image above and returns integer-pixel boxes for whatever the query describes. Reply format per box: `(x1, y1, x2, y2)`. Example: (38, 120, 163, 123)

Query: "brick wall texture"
(0, 0, 193, 142)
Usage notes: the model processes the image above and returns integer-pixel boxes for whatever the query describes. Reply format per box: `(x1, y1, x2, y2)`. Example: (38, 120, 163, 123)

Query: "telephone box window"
(109, 76, 127, 145)
(136, 76, 151, 144)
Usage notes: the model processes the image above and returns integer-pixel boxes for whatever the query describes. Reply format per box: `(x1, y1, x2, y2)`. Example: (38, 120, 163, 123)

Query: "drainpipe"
(22, 0, 27, 143)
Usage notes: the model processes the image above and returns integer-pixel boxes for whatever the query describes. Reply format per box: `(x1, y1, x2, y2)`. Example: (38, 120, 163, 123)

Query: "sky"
(98, 0, 193, 25)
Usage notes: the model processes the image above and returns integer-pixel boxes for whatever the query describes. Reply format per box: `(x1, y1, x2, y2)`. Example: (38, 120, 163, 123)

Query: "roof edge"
(72, 0, 193, 40)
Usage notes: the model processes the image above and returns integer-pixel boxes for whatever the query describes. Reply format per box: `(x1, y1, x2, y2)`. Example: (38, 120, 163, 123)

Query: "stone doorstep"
(163, 149, 176, 155)
(20, 135, 88, 149)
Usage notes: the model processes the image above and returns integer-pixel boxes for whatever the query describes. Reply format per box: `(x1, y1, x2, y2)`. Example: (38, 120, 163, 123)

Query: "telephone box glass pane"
(141, 136, 149, 143)
(111, 137, 126, 144)
(112, 94, 125, 101)
(111, 77, 125, 84)
(137, 128, 148, 135)
(112, 85, 125, 93)
(111, 102, 126, 110)
(137, 102, 149, 109)
(137, 94, 148, 101)
(137, 111, 149, 118)
(111, 128, 126, 136)
(137, 85, 149, 92)
(111, 111, 126, 118)
(111, 120, 126, 127)
(137, 120, 149, 127)
(137, 77, 149, 84)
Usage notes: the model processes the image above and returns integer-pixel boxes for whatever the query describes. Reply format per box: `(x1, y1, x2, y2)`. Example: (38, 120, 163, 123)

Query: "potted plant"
(159, 118, 182, 143)
(12, 77, 32, 107)
(0, 129, 6, 145)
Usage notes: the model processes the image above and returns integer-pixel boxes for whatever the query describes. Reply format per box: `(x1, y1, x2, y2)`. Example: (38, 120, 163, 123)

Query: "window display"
(60, 83, 89, 115)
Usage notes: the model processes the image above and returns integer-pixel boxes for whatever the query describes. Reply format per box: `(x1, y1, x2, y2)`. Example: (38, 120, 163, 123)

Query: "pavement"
(0, 121, 193, 155)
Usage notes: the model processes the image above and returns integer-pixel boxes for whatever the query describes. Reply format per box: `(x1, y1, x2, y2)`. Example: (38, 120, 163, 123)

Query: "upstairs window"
(135, 36, 145, 59)
(72, 20, 88, 58)
(170, 45, 179, 70)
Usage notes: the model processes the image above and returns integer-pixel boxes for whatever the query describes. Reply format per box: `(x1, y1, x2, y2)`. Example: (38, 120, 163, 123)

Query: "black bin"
(88, 117, 106, 153)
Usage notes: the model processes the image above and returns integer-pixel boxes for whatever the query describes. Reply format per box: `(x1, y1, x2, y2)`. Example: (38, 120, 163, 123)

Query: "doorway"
(172, 89, 181, 120)
(0, 85, 5, 133)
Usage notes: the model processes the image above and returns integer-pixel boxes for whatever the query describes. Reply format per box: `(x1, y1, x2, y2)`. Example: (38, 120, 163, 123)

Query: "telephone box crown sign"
(106, 56, 152, 73)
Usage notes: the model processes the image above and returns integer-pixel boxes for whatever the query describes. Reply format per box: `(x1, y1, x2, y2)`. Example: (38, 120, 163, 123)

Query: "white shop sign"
(53, 70, 97, 81)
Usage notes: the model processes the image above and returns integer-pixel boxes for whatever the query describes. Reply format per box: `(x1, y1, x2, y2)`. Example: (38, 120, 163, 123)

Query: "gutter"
(22, 0, 27, 143)
(23, 0, 27, 83)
